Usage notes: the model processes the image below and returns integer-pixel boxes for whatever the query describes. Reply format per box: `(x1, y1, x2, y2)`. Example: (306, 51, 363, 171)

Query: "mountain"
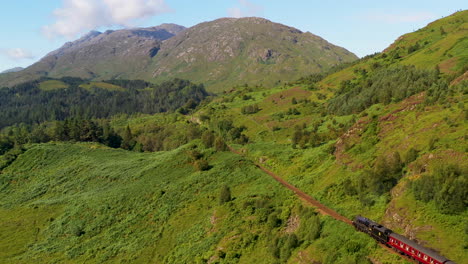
(0, 24, 186, 88)
(147, 17, 357, 92)
(0, 18, 357, 92)
(0, 67, 23, 74)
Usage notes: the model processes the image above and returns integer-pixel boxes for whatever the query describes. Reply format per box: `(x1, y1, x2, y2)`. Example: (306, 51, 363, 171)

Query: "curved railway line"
(229, 146, 418, 263)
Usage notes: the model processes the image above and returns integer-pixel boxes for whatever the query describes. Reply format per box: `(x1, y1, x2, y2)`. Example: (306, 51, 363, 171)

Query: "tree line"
(327, 65, 444, 115)
(0, 77, 209, 128)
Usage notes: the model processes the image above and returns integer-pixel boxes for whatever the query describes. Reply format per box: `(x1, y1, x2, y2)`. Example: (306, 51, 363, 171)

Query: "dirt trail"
(229, 146, 416, 263)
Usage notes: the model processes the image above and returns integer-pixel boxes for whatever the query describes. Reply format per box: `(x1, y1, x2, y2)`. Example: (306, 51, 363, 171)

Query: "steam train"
(353, 216, 456, 264)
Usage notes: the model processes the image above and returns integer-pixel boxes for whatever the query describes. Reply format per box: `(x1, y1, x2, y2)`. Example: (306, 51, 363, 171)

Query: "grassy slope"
(79, 82, 125, 91)
(0, 142, 290, 263)
(39, 80, 69, 91)
(0, 142, 301, 262)
(37, 80, 126, 92)
(0, 141, 406, 264)
(195, 74, 467, 263)
(320, 10, 468, 90)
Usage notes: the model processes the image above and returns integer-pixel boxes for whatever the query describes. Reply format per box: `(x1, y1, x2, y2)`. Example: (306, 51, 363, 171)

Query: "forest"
(0, 77, 208, 128)
(327, 65, 447, 115)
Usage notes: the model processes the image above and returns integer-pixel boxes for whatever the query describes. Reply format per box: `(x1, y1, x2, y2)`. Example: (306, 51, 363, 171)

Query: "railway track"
(229, 146, 417, 263)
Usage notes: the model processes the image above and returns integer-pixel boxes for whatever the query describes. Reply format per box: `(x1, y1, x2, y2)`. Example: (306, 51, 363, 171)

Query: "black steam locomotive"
(353, 216, 457, 264)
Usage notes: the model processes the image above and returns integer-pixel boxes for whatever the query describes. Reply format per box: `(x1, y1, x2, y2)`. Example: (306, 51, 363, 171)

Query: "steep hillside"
(320, 10, 468, 90)
(0, 24, 186, 87)
(148, 17, 357, 92)
(386, 10, 467, 74)
(0, 18, 357, 92)
(192, 76, 466, 263)
(0, 142, 403, 264)
(182, 12, 467, 263)
(0, 11, 465, 264)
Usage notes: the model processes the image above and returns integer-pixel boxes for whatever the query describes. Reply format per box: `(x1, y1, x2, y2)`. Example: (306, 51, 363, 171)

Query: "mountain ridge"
(0, 67, 23, 74)
(0, 17, 357, 91)
(147, 17, 357, 91)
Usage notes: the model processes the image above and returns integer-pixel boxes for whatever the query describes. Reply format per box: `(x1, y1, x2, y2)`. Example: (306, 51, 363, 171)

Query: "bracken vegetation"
(0, 10, 467, 264)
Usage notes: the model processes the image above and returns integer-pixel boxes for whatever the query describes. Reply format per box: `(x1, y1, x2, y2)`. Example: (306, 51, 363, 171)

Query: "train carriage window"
(430, 260, 434, 264)
(405, 246, 409, 251)
(411, 249, 415, 254)
(424, 255, 428, 260)
(400, 242, 404, 247)
(418, 252, 421, 257)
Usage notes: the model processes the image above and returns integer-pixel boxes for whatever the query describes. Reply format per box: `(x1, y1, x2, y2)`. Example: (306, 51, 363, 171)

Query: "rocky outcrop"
(0, 17, 357, 92)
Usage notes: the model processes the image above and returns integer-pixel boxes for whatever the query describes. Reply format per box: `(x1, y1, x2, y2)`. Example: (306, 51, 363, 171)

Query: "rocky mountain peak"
(0, 18, 356, 91)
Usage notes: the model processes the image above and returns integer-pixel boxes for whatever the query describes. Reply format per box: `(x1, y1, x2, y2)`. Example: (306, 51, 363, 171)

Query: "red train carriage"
(353, 216, 457, 264)
(388, 233, 456, 264)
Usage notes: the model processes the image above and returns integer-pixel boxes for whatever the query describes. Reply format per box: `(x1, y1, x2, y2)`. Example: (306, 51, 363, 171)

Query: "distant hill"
(0, 24, 186, 88)
(147, 17, 357, 92)
(0, 67, 23, 74)
(0, 18, 357, 92)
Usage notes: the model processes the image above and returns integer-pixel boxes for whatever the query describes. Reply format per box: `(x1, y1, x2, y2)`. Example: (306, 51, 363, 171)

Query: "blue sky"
(0, 0, 465, 72)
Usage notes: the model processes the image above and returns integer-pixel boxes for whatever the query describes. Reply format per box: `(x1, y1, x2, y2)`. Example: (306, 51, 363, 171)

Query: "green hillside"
(0, 142, 405, 264)
(193, 76, 466, 262)
(320, 10, 468, 90)
(0, 10, 466, 264)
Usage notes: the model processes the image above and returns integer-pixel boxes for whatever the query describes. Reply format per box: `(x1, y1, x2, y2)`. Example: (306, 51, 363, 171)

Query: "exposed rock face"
(0, 24, 186, 86)
(0, 17, 357, 92)
(150, 17, 357, 91)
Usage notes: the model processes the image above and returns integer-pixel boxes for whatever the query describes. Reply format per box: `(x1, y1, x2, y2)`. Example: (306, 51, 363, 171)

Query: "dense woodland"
(327, 65, 447, 115)
(0, 77, 208, 128)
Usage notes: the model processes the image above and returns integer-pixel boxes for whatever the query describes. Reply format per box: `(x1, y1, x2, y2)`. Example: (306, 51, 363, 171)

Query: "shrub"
(412, 163, 467, 214)
(214, 137, 228, 151)
(201, 131, 215, 148)
(270, 234, 300, 261)
(405, 147, 419, 164)
(219, 185, 231, 204)
(297, 208, 321, 243)
(241, 104, 260, 114)
(194, 159, 210, 171)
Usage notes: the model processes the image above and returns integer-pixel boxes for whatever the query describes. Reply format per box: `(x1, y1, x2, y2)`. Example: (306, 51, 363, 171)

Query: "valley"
(0, 8, 466, 264)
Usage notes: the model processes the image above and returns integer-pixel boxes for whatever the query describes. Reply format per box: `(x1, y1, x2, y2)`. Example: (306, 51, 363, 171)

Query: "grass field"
(0, 141, 417, 263)
(39, 80, 69, 91)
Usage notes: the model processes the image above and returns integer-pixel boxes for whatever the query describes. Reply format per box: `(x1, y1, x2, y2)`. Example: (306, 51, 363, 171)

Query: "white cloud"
(364, 12, 436, 23)
(43, 0, 171, 39)
(227, 7, 243, 18)
(227, 0, 263, 18)
(3, 48, 34, 60)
